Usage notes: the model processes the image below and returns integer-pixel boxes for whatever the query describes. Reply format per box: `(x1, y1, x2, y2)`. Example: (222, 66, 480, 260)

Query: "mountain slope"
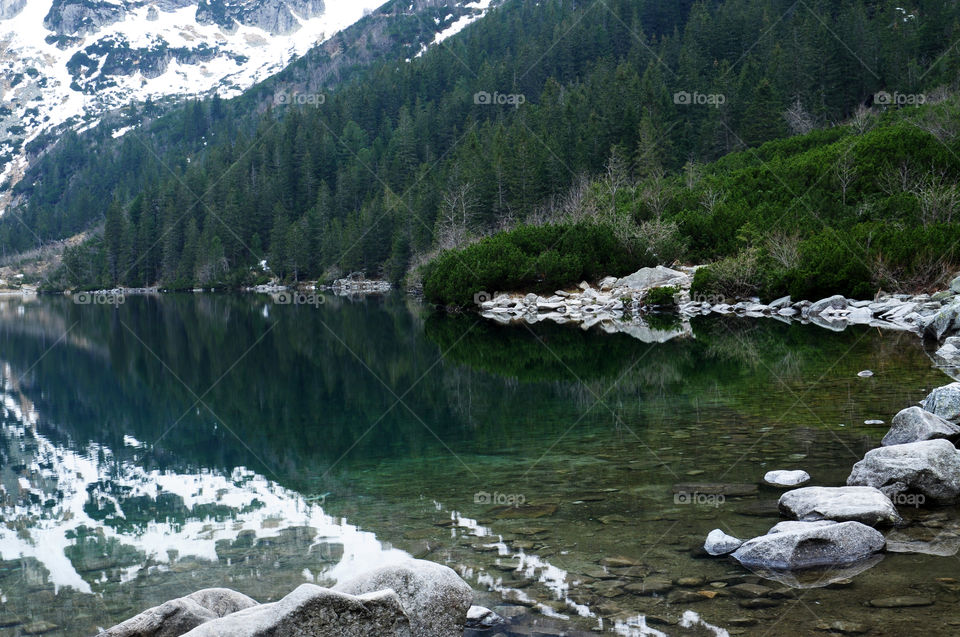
(0, 0, 496, 203)
(7, 0, 960, 291)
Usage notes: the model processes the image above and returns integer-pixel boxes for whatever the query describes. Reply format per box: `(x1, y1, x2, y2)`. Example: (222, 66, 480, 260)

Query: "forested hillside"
(8, 0, 960, 291)
(423, 97, 960, 305)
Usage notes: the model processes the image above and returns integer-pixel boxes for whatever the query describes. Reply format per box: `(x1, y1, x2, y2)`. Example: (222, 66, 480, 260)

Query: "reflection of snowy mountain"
(0, 363, 410, 598)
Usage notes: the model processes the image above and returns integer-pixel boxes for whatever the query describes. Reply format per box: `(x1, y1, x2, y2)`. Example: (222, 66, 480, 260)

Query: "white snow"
(0, 0, 387, 213)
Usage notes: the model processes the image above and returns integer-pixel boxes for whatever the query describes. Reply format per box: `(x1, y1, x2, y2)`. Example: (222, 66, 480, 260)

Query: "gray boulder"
(920, 299, 960, 339)
(951, 274, 960, 294)
(99, 599, 216, 637)
(731, 521, 885, 570)
(778, 486, 901, 526)
(807, 295, 847, 316)
(333, 559, 472, 637)
(181, 586, 411, 637)
(847, 439, 960, 505)
(99, 589, 258, 637)
(703, 529, 743, 555)
(922, 382, 960, 421)
(766, 520, 837, 535)
(882, 406, 960, 446)
(615, 266, 688, 291)
(763, 469, 810, 487)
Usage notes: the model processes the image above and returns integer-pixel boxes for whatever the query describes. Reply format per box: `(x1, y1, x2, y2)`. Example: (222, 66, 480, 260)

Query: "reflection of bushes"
(645, 311, 682, 331)
(425, 315, 644, 382)
(65, 526, 145, 580)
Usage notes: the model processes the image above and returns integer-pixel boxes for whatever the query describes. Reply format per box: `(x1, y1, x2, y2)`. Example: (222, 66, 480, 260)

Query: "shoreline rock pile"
(703, 382, 960, 581)
(478, 266, 960, 342)
(97, 559, 497, 637)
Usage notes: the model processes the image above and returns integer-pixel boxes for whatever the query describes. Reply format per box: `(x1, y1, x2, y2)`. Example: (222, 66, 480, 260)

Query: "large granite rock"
(731, 521, 885, 570)
(615, 266, 688, 290)
(921, 382, 960, 422)
(847, 439, 960, 505)
(99, 589, 258, 637)
(778, 486, 901, 526)
(882, 406, 960, 446)
(181, 586, 410, 637)
(333, 559, 472, 637)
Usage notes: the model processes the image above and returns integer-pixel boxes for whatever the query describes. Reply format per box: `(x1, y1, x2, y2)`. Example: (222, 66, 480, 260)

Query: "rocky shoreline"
(97, 559, 502, 637)
(477, 265, 960, 343)
(701, 381, 960, 581)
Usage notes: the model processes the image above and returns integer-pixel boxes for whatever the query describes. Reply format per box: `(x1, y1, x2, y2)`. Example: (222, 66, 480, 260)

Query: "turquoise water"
(0, 293, 957, 636)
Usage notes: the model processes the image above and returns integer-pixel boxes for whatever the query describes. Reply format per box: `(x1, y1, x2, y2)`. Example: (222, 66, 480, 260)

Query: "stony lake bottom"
(0, 293, 958, 636)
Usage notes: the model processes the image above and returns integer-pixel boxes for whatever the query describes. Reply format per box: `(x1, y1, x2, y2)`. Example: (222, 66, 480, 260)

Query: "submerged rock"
(778, 486, 901, 526)
(885, 527, 960, 556)
(730, 521, 885, 570)
(465, 606, 505, 630)
(703, 529, 743, 555)
(847, 439, 960, 505)
(763, 470, 810, 487)
(867, 596, 934, 608)
(921, 382, 960, 422)
(882, 406, 960, 446)
(180, 586, 410, 636)
(333, 559, 472, 637)
(746, 554, 884, 589)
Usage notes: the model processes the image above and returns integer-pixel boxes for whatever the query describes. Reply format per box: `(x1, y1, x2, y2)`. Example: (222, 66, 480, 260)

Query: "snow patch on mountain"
(0, 0, 384, 196)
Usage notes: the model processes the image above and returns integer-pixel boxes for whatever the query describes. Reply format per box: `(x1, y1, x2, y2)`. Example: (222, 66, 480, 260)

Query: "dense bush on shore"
(422, 223, 649, 306)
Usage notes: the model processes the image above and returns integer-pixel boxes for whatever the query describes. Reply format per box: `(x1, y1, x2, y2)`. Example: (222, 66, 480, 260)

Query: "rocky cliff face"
(42, 0, 327, 37)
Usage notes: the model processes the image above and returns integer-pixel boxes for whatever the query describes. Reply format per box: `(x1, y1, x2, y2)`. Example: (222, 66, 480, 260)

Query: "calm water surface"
(0, 293, 958, 636)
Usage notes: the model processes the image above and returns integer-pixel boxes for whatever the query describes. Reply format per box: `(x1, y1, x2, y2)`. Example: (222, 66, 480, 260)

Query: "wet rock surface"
(847, 439, 960, 505)
(730, 521, 886, 570)
(778, 486, 902, 526)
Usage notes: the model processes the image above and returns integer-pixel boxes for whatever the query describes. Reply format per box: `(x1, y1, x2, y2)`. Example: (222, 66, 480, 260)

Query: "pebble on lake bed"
(857, 370, 874, 377)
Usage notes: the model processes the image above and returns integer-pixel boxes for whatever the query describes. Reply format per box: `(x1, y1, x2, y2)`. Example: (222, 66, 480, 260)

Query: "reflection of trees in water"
(0, 295, 938, 495)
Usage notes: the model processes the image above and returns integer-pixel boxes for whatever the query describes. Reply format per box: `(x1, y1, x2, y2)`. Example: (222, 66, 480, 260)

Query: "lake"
(0, 293, 958, 636)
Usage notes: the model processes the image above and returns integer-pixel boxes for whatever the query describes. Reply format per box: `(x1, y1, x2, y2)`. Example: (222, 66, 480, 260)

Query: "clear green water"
(0, 294, 958, 636)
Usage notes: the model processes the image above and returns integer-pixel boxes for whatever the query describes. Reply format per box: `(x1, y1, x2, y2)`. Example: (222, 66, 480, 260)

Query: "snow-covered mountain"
(0, 0, 497, 201)
(0, 0, 382, 187)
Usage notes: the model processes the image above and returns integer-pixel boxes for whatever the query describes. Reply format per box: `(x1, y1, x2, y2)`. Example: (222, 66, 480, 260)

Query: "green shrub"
(422, 222, 651, 306)
(644, 286, 679, 306)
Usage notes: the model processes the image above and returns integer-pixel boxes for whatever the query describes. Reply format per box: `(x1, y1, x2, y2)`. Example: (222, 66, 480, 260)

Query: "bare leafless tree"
(603, 148, 632, 218)
(913, 169, 960, 226)
(784, 97, 816, 135)
(849, 104, 876, 135)
(639, 168, 670, 220)
(835, 150, 857, 207)
(765, 230, 801, 269)
(436, 182, 478, 250)
(700, 187, 726, 215)
(878, 160, 918, 197)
